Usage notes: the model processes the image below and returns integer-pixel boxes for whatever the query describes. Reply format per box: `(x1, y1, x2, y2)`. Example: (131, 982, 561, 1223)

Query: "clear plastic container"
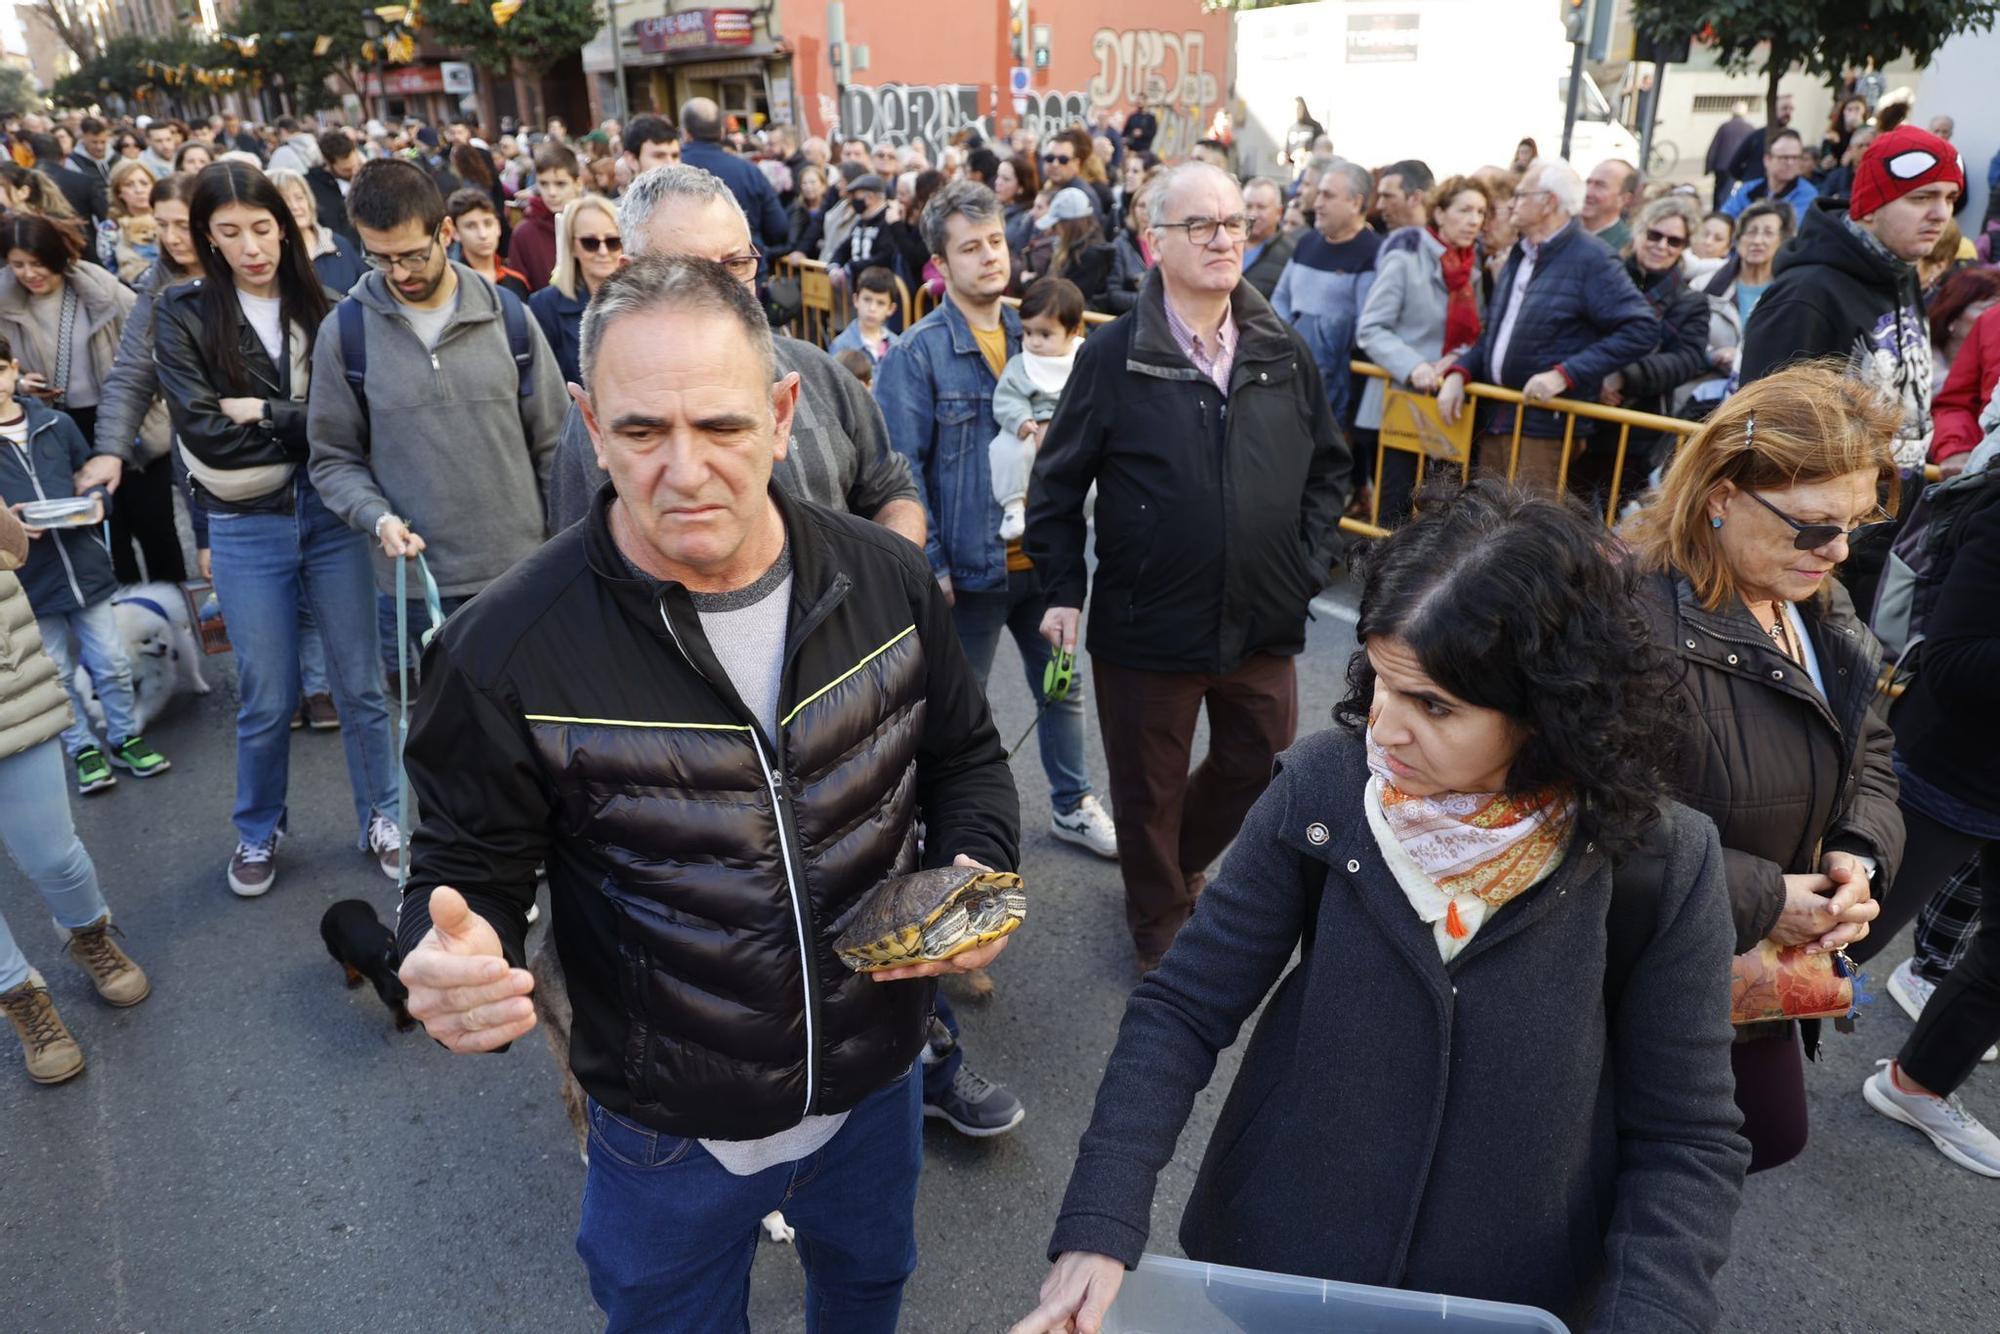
(1100, 1254, 1569, 1333)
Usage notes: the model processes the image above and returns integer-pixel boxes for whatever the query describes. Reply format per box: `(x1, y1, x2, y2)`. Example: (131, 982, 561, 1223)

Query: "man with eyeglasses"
(307, 159, 568, 691)
(1720, 128, 1818, 221)
(1027, 162, 1350, 972)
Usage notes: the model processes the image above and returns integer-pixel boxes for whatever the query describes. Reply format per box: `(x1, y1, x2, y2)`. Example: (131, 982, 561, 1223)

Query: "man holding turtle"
(394, 254, 1020, 1331)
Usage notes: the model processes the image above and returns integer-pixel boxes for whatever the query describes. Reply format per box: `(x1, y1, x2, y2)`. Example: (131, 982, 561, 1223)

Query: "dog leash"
(1005, 645, 1075, 760)
(395, 551, 445, 890)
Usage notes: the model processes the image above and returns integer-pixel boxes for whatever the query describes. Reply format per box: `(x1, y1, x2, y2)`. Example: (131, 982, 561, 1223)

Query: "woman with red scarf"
(1014, 482, 1748, 1334)
(1355, 175, 1491, 521)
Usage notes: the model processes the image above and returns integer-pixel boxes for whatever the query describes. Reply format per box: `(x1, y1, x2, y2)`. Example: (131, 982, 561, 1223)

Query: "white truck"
(1231, 0, 1641, 179)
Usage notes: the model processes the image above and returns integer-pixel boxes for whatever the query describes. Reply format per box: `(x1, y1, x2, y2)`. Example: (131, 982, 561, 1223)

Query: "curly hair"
(1333, 480, 1679, 855)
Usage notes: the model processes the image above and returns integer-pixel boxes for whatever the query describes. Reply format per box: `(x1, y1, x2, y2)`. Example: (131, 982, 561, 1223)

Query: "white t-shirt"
(399, 285, 461, 351)
(235, 289, 285, 366)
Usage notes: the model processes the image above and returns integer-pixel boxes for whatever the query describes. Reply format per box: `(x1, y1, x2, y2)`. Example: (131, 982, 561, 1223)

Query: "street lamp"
(361, 9, 386, 122)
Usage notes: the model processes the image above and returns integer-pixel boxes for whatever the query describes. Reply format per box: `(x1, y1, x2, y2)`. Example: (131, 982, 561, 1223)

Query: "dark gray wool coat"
(1047, 727, 1749, 1332)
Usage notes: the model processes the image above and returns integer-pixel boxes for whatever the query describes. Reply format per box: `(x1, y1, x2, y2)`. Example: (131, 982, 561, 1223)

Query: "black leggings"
(1732, 1029, 1808, 1174)
(107, 454, 186, 584)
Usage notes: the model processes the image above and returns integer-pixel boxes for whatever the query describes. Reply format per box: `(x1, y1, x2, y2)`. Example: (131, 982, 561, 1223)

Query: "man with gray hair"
(1273, 159, 1382, 428)
(1026, 161, 1349, 971)
(677, 95, 789, 251)
(876, 179, 1122, 864)
(397, 253, 1019, 1330)
(1438, 158, 1656, 494)
(547, 165, 922, 545)
(1240, 176, 1298, 298)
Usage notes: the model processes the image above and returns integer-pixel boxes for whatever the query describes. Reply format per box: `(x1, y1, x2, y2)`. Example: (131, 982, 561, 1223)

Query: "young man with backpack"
(306, 159, 566, 692)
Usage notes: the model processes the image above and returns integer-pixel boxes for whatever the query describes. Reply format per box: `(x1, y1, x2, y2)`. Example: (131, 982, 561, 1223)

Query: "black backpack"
(336, 285, 536, 447)
(1869, 457, 2000, 694)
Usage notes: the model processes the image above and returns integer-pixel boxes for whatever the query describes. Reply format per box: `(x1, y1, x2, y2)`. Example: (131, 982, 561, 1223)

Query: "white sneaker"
(1051, 794, 1118, 860)
(1864, 1061, 2000, 1178)
(1888, 959, 1997, 1062)
(999, 499, 1026, 542)
(367, 813, 404, 881)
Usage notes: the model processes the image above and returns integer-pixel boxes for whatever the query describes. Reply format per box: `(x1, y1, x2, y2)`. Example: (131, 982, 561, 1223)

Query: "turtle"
(833, 868, 1027, 973)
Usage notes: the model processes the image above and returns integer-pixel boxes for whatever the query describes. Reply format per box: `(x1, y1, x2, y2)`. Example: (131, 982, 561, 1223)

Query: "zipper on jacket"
(10, 433, 87, 609)
(656, 598, 822, 1121)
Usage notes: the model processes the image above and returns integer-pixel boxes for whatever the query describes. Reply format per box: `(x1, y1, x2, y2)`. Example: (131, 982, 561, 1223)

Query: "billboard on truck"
(1233, 0, 1639, 177)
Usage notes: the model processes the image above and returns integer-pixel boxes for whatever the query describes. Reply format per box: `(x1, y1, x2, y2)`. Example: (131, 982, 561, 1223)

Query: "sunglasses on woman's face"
(1643, 228, 1689, 249)
(1745, 490, 1891, 551)
(577, 235, 623, 254)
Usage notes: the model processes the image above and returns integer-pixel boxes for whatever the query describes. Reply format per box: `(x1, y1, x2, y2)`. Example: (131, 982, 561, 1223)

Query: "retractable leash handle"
(394, 551, 446, 890)
(1007, 646, 1077, 759)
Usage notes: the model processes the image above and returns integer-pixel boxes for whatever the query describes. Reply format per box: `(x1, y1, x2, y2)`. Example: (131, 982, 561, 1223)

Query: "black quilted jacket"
(396, 483, 1019, 1138)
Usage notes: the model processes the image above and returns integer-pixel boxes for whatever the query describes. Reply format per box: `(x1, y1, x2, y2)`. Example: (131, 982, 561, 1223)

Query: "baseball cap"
(1035, 186, 1097, 231)
(849, 172, 887, 196)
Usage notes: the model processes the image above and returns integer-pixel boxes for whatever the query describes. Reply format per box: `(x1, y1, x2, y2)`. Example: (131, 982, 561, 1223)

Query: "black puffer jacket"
(1026, 268, 1351, 674)
(1616, 259, 1710, 416)
(396, 483, 1019, 1139)
(1641, 570, 1904, 955)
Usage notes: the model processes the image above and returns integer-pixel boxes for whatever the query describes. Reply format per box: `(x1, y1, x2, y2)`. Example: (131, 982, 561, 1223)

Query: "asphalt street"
(2, 578, 1997, 1333)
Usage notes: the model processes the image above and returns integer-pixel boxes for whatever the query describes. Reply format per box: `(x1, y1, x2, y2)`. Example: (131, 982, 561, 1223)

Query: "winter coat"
(1241, 227, 1299, 299)
(307, 227, 366, 298)
(1615, 258, 1711, 417)
(307, 264, 565, 598)
(0, 509, 72, 760)
(0, 261, 169, 461)
(306, 166, 355, 245)
(1640, 570, 1904, 956)
(1048, 727, 1748, 1332)
(0, 399, 116, 615)
(1096, 231, 1149, 316)
(1740, 201, 1933, 468)
(508, 194, 559, 292)
(1453, 219, 1658, 438)
(394, 482, 1019, 1139)
(1356, 226, 1484, 430)
(528, 280, 586, 388)
(89, 257, 185, 466)
(1024, 268, 1350, 674)
(1932, 303, 2000, 465)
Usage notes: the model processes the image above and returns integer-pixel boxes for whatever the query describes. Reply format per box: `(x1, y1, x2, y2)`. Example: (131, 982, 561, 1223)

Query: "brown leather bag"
(1729, 941, 1855, 1024)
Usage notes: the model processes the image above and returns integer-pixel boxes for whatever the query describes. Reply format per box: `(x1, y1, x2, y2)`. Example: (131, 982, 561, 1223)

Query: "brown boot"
(63, 915, 151, 1007)
(0, 969, 85, 1084)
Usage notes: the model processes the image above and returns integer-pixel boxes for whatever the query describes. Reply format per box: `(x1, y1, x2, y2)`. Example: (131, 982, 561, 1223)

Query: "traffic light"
(1010, 0, 1029, 64)
(1562, 0, 1587, 43)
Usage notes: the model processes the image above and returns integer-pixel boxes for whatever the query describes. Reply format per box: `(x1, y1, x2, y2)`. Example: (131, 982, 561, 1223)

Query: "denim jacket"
(874, 297, 1021, 593)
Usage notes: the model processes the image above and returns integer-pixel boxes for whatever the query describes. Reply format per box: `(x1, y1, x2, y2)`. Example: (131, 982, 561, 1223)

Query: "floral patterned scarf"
(1365, 731, 1578, 940)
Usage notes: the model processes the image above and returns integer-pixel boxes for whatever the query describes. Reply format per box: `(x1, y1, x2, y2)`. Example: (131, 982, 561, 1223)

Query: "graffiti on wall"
(825, 27, 1221, 157)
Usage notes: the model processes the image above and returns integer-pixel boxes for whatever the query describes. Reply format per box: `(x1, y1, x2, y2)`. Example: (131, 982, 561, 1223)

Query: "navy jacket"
(1048, 728, 1748, 1332)
(1455, 220, 1658, 438)
(0, 401, 116, 614)
(529, 282, 587, 388)
(680, 141, 790, 252)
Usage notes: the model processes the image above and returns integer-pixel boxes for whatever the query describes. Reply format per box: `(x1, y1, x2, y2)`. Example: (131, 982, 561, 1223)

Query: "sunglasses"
(577, 235, 624, 254)
(1041, 153, 1073, 164)
(1643, 228, 1689, 249)
(1744, 490, 1892, 551)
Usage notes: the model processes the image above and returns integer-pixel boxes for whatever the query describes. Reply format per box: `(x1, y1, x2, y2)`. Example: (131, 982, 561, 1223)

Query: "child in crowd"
(832, 347, 874, 387)
(830, 266, 902, 367)
(989, 276, 1085, 541)
(446, 187, 530, 300)
(0, 336, 169, 794)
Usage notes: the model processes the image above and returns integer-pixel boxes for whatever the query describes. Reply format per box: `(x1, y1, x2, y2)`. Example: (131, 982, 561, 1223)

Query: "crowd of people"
(0, 83, 1994, 1333)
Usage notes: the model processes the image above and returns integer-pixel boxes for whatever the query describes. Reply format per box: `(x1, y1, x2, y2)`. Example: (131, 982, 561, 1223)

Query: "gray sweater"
(1048, 727, 1747, 1332)
(546, 333, 918, 532)
(307, 265, 566, 597)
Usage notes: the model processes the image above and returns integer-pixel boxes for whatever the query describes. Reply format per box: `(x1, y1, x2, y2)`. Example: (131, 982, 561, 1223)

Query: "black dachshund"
(320, 900, 414, 1031)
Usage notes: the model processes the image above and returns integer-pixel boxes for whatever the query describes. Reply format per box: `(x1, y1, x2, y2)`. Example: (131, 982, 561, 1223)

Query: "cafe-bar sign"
(635, 8, 754, 54)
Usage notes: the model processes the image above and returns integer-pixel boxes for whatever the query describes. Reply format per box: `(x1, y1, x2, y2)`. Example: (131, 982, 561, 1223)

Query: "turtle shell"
(833, 868, 1026, 972)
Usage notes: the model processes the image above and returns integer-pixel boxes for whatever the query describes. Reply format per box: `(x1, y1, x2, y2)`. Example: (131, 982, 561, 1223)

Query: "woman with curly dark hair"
(1017, 482, 1748, 1334)
(1628, 361, 1900, 1175)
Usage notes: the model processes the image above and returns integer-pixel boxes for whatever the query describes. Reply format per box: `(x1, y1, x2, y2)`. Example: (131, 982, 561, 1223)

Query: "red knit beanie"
(1848, 126, 1966, 219)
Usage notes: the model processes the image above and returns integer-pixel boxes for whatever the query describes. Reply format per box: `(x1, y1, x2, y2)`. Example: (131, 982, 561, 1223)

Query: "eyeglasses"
(1643, 228, 1689, 250)
(361, 226, 442, 274)
(1744, 490, 1892, 551)
(1041, 152, 1073, 165)
(576, 234, 624, 255)
(717, 246, 762, 281)
(1156, 214, 1249, 246)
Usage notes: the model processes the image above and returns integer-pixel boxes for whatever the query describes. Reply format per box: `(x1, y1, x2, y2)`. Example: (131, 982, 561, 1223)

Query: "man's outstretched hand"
(400, 886, 537, 1052)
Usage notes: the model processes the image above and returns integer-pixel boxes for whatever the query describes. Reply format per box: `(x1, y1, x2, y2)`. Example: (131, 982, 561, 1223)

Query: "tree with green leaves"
(231, 0, 374, 113)
(426, 0, 603, 126)
(0, 65, 41, 120)
(1633, 0, 2000, 126)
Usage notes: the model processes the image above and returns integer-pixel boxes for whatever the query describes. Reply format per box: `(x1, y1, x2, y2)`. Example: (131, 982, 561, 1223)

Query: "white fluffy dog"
(77, 583, 211, 734)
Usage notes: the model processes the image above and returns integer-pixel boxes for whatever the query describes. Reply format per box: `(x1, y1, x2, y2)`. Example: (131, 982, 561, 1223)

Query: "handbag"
(1729, 940, 1855, 1025)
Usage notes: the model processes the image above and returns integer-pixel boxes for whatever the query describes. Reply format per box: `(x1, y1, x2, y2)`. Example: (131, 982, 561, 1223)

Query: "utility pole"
(1559, 0, 1586, 160)
(607, 0, 629, 122)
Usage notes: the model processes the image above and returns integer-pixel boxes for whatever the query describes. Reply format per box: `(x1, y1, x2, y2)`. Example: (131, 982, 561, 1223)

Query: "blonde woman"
(97, 158, 160, 280)
(529, 194, 621, 385)
(267, 167, 365, 294)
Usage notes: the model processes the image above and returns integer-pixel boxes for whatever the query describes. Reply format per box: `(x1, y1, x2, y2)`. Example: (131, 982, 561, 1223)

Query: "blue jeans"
(36, 598, 141, 754)
(206, 478, 397, 847)
(0, 740, 110, 992)
(298, 599, 328, 697)
(376, 590, 470, 684)
(923, 992, 963, 1101)
(576, 1067, 922, 1333)
(951, 566, 1090, 813)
